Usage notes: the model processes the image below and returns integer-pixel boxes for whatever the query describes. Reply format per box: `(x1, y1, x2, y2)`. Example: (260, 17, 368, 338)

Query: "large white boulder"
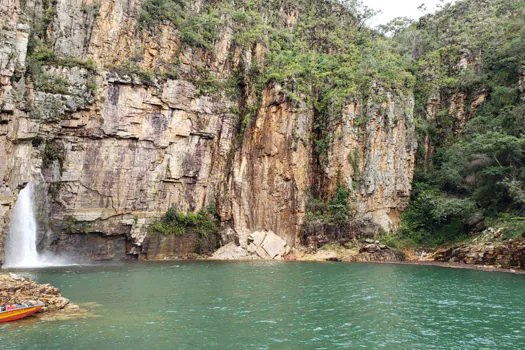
(212, 231, 291, 260)
(248, 231, 291, 260)
(211, 242, 252, 260)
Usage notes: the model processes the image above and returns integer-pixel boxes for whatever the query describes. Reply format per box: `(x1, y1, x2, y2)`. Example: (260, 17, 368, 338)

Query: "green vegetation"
(22, 1, 98, 96)
(28, 0, 58, 40)
(388, 0, 525, 246)
(329, 184, 351, 224)
(25, 39, 97, 95)
(486, 214, 525, 239)
(28, 39, 96, 71)
(42, 140, 65, 173)
(136, 0, 414, 96)
(180, 8, 221, 50)
(397, 189, 475, 246)
(64, 216, 91, 234)
(347, 148, 360, 184)
(138, 0, 186, 30)
(108, 62, 155, 85)
(191, 67, 221, 96)
(305, 182, 351, 225)
(139, 0, 220, 50)
(33, 75, 69, 94)
(148, 207, 220, 237)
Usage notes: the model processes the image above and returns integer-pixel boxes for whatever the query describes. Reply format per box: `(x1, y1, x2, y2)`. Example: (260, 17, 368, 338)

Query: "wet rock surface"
(0, 273, 78, 313)
(144, 231, 219, 260)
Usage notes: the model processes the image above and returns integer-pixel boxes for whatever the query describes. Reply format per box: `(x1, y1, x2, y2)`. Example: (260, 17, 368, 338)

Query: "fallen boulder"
(211, 242, 255, 260)
(212, 231, 291, 260)
(247, 231, 291, 260)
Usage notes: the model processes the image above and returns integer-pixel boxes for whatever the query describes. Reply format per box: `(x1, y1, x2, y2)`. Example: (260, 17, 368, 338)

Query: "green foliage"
(305, 195, 329, 222)
(236, 105, 258, 142)
(149, 207, 220, 237)
(42, 140, 65, 172)
(132, 0, 417, 177)
(31, 136, 44, 148)
(399, 189, 476, 246)
(34, 75, 69, 94)
(239, 0, 414, 169)
(381, 234, 420, 250)
(27, 40, 97, 71)
(29, 0, 58, 39)
(108, 62, 155, 85)
(180, 8, 221, 50)
(392, 0, 525, 244)
(305, 183, 351, 225)
(347, 148, 360, 181)
(26, 40, 97, 95)
(64, 216, 91, 234)
(485, 214, 525, 239)
(191, 68, 221, 96)
(329, 185, 351, 224)
(138, 0, 186, 29)
(139, 0, 221, 51)
(87, 81, 98, 95)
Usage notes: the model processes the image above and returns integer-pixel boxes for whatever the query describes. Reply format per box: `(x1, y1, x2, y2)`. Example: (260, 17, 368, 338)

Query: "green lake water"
(1, 261, 524, 349)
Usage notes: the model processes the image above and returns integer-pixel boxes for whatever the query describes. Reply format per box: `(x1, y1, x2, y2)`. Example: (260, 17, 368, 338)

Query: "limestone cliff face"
(323, 89, 416, 232)
(0, 0, 31, 261)
(226, 86, 313, 248)
(0, 0, 416, 261)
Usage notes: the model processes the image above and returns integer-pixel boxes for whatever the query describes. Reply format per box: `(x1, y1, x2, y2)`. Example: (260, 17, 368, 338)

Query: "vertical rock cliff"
(1, 0, 32, 260)
(0, 0, 417, 261)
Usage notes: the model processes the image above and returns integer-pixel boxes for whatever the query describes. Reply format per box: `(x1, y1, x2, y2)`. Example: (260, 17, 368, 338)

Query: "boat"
(0, 304, 44, 322)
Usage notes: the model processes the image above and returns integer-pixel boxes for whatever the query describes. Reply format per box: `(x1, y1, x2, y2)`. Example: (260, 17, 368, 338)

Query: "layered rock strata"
(0, 0, 416, 261)
(431, 238, 525, 269)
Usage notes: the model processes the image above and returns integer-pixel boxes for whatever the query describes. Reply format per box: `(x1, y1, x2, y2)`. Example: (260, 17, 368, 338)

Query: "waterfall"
(3, 183, 68, 268)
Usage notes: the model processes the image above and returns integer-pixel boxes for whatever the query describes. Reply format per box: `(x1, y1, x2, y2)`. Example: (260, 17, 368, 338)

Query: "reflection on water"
(1, 261, 524, 349)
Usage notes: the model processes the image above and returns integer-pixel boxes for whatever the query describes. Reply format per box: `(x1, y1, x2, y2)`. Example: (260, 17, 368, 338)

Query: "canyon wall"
(0, 0, 416, 261)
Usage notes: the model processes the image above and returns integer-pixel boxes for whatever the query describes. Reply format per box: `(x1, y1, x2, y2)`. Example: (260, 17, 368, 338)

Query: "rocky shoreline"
(152, 229, 525, 274)
(283, 237, 525, 274)
(0, 273, 78, 314)
(430, 240, 525, 270)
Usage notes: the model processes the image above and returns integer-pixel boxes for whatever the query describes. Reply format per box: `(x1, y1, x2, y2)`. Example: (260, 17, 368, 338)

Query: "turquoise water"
(1, 262, 524, 349)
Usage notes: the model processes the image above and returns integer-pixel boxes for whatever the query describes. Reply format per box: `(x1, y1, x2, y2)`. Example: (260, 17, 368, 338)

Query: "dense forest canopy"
(391, 0, 525, 246)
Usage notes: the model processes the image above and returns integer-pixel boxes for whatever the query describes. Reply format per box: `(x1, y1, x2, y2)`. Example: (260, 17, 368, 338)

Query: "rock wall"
(0, 0, 417, 262)
(327, 89, 416, 232)
(0, 0, 32, 262)
(431, 228, 525, 269)
(226, 86, 313, 247)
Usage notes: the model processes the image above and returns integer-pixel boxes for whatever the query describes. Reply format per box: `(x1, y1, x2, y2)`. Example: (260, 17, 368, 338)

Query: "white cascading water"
(3, 183, 68, 268)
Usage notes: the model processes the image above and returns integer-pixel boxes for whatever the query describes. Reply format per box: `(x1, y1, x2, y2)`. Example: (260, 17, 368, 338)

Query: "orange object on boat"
(0, 305, 43, 322)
